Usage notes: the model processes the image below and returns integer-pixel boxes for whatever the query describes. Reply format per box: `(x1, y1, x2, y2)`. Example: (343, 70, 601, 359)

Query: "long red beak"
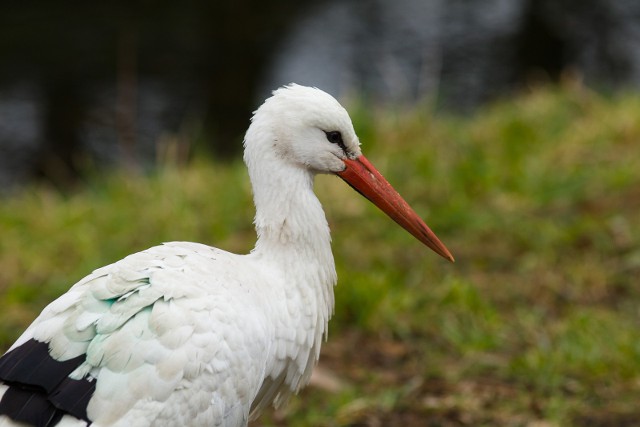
(337, 155, 454, 262)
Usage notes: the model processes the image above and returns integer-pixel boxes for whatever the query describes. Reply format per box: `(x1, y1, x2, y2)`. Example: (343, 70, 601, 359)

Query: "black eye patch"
(325, 131, 347, 151)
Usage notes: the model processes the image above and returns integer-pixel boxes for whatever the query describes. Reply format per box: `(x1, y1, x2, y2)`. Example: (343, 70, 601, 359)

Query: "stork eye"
(325, 131, 344, 146)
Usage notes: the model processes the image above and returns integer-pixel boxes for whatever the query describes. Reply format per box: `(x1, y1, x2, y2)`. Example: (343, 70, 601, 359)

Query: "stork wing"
(0, 242, 271, 427)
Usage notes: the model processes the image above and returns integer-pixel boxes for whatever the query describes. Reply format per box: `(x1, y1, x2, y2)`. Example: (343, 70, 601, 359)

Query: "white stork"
(0, 84, 453, 427)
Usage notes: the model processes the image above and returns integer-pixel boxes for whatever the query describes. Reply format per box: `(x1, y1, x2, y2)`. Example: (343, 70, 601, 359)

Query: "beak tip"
(437, 247, 455, 263)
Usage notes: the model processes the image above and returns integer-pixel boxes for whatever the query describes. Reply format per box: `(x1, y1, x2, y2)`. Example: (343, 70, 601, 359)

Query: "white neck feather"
(244, 121, 337, 334)
(248, 150, 336, 288)
(244, 114, 335, 274)
(246, 145, 337, 393)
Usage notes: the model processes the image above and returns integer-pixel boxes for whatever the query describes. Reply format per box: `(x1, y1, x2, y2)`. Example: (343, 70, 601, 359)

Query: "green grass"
(1, 84, 639, 426)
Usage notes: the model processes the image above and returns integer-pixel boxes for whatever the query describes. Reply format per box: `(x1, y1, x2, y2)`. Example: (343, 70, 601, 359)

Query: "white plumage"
(0, 84, 452, 427)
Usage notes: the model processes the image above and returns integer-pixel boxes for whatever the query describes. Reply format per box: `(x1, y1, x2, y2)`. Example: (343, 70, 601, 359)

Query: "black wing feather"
(0, 386, 62, 426)
(50, 376, 96, 421)
(0, 339, 95, 426)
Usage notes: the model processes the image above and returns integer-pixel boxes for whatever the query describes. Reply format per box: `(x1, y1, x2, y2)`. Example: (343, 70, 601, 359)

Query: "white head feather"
(243, 84, 361, 175)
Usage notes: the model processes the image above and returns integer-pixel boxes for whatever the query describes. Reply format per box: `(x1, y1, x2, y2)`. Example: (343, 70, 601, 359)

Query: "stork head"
(245, 84, 361, 174)
(245, 84, 454, 262)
